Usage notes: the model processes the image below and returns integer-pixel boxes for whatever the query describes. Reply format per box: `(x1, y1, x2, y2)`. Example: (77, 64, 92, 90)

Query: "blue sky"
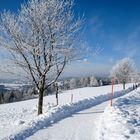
(75, 0, 140, 62)
(0, 0, 140, 78)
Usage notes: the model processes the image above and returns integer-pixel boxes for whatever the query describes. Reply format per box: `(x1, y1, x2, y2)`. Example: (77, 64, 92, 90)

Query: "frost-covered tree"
(90, 76, 98, 87)
(69, 78, 77, 89)
(0, 0, 83, 115)
(82, 77, 90, 87)
(110, 58, 138, 90)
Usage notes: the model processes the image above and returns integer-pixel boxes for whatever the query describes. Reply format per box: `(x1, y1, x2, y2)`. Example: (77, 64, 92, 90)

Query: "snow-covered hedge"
(98, 89, 140, 140)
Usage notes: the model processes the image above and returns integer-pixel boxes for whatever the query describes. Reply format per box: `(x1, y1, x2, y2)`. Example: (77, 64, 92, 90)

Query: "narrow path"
(27, 99, 112, 140)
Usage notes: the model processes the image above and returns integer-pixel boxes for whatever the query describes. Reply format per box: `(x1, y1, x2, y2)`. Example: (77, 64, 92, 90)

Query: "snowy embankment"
(98, 88, 140, 140)
(0, 84, 132, 140)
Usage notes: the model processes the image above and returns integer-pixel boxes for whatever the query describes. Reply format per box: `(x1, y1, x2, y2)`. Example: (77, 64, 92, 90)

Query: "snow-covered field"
(98, 88, 140, 140)
(0, 84, 132, 139)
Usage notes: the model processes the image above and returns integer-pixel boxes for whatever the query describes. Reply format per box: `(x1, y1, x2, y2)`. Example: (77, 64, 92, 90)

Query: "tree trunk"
(38, 88, 44, 115)
(123, 82, 125, 90)
(55, 83, 59, 105)
(56, 95, 58, 106)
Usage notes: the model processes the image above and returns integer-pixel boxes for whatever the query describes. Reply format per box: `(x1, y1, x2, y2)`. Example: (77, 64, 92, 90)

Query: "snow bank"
(98, 88, 140, 140)
(3, 87, 133, 140)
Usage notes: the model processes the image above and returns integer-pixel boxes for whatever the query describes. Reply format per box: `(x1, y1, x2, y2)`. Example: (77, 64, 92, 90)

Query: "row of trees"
(65, 76, 99, 89)
(0, 76, 104, 104)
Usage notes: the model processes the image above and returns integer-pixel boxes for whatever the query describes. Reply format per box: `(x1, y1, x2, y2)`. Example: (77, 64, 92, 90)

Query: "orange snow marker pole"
(110, 77, 115, 107)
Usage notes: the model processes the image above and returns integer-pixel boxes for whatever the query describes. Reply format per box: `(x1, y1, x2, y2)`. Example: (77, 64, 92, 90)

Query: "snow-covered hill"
(0, 84, 132, 139)
(98, 88, 140, 140)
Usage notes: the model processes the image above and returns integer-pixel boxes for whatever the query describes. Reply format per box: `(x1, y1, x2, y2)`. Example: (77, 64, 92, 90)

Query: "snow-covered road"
(26, 99, 111, 140)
